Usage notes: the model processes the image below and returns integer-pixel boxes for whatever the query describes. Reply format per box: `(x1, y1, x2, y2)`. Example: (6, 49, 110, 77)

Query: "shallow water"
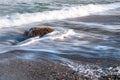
(0, 0, 120, 79)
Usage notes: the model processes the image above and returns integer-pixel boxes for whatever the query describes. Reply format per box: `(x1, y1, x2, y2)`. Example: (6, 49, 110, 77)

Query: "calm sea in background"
(0, 0, 120, 79)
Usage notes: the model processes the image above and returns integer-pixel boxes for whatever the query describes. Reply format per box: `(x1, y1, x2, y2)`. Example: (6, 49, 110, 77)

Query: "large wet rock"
(24, 27, 54, 37)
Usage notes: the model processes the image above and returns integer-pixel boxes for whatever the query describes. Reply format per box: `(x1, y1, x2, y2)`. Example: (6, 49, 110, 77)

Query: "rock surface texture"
(24, 27, 54, 37)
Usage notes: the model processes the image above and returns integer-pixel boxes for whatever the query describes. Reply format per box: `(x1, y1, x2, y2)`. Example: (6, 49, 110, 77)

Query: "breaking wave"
(0, 2, 120, 28)
(18, 29, 76, 46)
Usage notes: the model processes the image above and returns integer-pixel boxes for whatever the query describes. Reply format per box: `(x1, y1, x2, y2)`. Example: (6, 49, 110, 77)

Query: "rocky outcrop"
(24, 27, 54, 37)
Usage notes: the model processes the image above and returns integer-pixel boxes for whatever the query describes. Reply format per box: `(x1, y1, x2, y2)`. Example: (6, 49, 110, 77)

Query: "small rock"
(24, 27, 54, 37)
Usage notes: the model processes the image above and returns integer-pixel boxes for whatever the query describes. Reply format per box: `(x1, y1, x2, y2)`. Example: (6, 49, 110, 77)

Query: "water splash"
(0, 2, 120, 28)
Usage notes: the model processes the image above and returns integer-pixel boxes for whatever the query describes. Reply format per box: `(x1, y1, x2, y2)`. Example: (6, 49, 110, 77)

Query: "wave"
(0, 2, 120, 28)
(17, 29, 75, 46)
(0, 28, 75, 54)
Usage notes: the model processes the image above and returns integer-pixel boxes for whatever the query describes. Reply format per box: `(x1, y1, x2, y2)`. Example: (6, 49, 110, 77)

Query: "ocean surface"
(0, 0, 120, 79)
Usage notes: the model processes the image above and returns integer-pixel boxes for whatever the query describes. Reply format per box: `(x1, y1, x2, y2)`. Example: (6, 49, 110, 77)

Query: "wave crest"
(0, 2, 120, 28)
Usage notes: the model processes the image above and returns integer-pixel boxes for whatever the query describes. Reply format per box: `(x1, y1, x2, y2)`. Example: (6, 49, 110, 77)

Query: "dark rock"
(24, 27, 54, 37)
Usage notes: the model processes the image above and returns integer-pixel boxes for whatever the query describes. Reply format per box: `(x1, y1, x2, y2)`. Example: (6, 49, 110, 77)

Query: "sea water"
(0, 0, 120, 79)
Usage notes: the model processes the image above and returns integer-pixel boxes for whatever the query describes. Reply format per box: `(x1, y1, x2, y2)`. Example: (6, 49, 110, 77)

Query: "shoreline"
(0, 53, 120, 80)
(0, 58, 81, 80)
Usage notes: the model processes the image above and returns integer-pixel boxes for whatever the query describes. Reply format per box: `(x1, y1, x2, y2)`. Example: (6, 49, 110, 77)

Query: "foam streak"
(0, 2, 120, 28)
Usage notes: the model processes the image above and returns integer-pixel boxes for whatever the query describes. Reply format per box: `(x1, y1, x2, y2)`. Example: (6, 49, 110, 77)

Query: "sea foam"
(18, 29, 75, 46)
(61, 58, 120, 80)
(0, 2, 120, 28)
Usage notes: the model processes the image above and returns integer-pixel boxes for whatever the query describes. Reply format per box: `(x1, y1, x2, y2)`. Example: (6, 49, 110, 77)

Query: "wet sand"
(0, 58, 81, 80)
(0, 50, 81, 80)
(0, 50, 120, 80)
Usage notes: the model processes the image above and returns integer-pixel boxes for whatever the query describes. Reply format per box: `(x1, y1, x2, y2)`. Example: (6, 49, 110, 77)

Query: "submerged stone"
(24, 27, 54, 37)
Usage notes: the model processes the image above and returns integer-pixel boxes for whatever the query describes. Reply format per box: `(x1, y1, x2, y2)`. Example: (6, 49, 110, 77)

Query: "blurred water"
(0, 0, 120, 79)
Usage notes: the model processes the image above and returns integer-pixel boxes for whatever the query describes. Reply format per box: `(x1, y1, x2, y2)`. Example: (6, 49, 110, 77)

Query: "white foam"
(48, 29, 75, 40)
(61, 58, 102, 79)
(61, 58, 120, 80)
(0, 2, 120, 28)
(17, 29, 76, 46)
(18, 36, 41, 46)
(19, 48, 60, 54)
